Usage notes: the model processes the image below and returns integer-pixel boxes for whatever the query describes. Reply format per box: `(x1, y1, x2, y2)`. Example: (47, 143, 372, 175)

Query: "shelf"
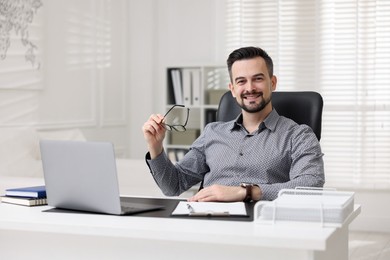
(165, 65, 229, 152)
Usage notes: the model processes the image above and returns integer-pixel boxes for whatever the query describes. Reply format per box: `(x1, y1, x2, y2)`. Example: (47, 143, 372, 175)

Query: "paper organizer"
(254, 188, 354, 227)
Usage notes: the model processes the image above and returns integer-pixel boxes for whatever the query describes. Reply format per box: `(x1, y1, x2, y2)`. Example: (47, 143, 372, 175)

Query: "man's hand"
(188, 184, 247, 202)
(142, 114, 166, 159)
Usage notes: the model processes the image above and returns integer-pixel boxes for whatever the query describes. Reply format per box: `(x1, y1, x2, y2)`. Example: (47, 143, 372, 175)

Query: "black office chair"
(197, 90, 323, 190)
(216, 91, 323, 141)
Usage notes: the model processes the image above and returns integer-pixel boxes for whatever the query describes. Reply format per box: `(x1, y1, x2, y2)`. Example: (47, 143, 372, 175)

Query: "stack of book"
(1, 185, 47, 207)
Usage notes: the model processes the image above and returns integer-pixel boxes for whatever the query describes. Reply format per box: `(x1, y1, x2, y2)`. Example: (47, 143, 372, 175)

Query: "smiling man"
(142, 46, 324, 202)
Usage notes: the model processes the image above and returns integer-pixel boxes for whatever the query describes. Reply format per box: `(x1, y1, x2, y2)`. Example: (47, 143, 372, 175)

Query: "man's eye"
(255, 77, 263, 81)
(237, 80, 245, 85)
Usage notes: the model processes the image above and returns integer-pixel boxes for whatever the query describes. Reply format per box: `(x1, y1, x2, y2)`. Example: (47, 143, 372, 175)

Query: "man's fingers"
(189, 187, 215, 202)
(143, 114, 165, 135)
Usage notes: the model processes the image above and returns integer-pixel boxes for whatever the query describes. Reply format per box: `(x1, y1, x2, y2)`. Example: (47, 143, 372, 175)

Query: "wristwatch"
(240, 183, 258, 202)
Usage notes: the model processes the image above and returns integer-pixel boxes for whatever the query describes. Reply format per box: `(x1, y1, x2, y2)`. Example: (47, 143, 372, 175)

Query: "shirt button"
(239, 152, 243, 156)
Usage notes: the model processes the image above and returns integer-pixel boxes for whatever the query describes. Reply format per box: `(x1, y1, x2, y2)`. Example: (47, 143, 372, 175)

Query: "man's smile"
(241, 91, 263, 102)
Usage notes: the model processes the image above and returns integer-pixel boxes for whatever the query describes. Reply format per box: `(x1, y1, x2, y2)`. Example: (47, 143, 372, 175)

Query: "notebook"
(40, 140, 164, 215)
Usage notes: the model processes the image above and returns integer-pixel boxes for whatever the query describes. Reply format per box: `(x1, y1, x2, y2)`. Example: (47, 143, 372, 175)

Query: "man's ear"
(229, 83, 236, 98)
(271, 75, 277, 91)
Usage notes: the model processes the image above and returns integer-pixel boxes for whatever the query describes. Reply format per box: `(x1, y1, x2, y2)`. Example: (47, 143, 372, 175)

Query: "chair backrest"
(216, 91, 323, 140)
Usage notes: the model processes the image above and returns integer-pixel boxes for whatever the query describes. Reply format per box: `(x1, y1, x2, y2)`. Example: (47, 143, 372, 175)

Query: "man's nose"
(246, 80, 257, 91)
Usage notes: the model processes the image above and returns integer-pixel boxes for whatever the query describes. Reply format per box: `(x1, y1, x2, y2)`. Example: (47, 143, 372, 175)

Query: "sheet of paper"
(171, 201, 247, 216)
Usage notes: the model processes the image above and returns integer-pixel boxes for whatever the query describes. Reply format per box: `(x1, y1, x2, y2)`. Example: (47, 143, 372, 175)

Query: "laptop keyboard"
(120, 202, 164, 214)
(122, 202, 146, 212)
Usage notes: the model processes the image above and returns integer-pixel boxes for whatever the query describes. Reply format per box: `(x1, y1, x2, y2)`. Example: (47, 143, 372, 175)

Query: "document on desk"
(172, 201, 247, 216)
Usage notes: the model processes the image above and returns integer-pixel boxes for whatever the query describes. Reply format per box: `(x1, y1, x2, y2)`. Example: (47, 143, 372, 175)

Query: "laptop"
(40, 140, 164, 215)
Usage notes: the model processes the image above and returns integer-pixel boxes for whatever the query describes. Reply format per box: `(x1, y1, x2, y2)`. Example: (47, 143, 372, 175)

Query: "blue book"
(5, 186, 46, 198)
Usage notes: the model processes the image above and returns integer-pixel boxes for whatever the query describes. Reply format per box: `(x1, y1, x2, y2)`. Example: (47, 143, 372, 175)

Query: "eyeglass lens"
(164, 107, 187, 125)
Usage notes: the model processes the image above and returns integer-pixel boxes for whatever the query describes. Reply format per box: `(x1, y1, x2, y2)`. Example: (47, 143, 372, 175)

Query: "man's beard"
(238, 91, 272, 113)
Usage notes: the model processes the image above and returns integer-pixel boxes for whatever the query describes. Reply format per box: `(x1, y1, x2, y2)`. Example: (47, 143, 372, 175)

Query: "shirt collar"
(231, 108, 280, 133)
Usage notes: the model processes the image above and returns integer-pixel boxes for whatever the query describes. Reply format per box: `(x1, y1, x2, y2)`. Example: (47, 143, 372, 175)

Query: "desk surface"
(45, 196, 255, 221)
(0, 196, 356, 251)
(0, 197, 362, 260)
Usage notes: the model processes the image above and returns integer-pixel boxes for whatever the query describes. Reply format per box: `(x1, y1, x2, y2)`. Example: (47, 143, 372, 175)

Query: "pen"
(186, 203, 229, 216)
(189, 211, 230, 217)
(187, 203, 195, 213)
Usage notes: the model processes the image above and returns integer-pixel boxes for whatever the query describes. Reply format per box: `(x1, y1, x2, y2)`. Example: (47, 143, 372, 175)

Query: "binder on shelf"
(171, 69, 183, 105)
(167, 69, 176, 104)
(191, 68, 201, 106)
(254, 188, 355, 227)
(182, 69, 192, 106)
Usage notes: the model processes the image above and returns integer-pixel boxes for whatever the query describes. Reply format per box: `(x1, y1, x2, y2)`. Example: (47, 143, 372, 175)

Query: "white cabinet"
(165, 66, 230, 161)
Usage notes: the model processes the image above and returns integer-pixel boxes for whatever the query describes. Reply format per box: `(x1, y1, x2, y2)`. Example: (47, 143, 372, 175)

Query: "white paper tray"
(254, 188, 354, 227)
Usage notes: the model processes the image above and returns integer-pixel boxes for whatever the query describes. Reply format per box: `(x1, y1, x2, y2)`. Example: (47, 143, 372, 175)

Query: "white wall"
(0, 0, 130, 156)
(0, 0, 226, 158)
(349, 189, 390, 233)
(127, 0, 157, 159)
(127, 0, 227, 158)
(40, 0, 130, 156)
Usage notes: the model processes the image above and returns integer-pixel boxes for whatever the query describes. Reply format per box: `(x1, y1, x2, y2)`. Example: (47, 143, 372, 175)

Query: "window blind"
(67, 0, 112, 70)
(225, 0, 390, 189)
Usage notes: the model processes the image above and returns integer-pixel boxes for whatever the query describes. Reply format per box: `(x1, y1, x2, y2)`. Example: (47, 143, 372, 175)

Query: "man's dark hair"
(227, 46, 274, 82)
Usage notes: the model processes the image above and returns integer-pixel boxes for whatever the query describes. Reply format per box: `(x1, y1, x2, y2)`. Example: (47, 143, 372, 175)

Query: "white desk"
(0, 198, 360, 260)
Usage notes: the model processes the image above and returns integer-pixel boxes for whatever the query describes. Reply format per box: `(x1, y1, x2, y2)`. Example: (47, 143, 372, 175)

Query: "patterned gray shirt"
(146, 109, 325, 201)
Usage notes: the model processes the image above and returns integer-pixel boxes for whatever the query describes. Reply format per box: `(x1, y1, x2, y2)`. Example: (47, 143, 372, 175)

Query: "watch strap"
(241, 183, 255, 202)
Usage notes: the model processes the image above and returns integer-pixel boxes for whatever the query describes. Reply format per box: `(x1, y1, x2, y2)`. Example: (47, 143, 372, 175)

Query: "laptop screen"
(40, 140, 123, 215)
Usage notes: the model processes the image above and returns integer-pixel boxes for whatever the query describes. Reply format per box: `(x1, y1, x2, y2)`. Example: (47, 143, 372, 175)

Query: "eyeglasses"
(161, 104, 190, 132)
